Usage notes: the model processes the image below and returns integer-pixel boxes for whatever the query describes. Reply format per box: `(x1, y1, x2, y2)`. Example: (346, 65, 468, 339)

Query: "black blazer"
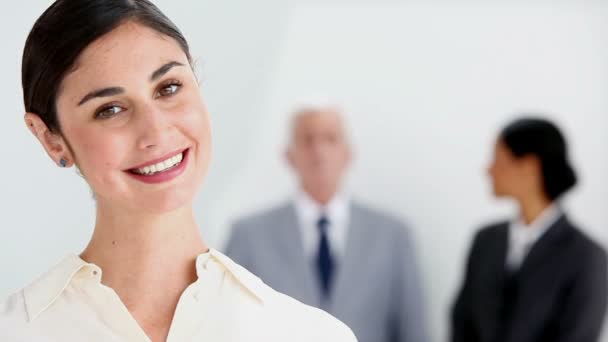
(451, 214, 607, 342)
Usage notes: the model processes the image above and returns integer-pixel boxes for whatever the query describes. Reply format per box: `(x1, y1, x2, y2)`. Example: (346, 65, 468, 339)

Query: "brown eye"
(156, 82, 182, 98)
(95, 105, 124, 119)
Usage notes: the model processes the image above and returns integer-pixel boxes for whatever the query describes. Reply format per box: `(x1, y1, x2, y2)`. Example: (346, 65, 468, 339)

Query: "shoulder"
(474, 220, 509, 243)
(349, 201, 420, 257)
(350, 200, 409, 233)
(230, 202, 293, 234)
(267, 291, 357, 340)
(459, 220, 509, 259)
(210, 250, 357, 340)
(0, 290, 28, 321)
(0, 290, 38, 340)
(561, 219, 607, 262)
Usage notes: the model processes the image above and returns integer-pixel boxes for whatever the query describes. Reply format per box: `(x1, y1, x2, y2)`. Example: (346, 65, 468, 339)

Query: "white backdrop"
(1, 1, 607, 341)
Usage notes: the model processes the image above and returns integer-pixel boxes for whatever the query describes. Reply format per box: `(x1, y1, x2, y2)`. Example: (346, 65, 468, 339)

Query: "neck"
(80, 201, 207, 310)
(302, 182, 339, 206)
(518, 193, 553, 226)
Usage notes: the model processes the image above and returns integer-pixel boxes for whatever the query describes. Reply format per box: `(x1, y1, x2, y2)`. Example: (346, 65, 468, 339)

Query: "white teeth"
(133, 152, 184, 175)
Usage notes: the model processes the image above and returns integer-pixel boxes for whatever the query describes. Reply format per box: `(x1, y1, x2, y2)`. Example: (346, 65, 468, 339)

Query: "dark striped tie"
(316, 215, 334, 299)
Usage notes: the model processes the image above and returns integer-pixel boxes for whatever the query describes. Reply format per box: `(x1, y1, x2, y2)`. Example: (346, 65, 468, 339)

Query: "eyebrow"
(78, 87, 125, 106)
(150, 61, 184, 82)
(77, 61, 185, 106)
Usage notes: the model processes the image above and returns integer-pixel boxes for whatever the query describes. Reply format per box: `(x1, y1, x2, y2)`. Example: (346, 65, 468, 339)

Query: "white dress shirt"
(506, 204, 562, 270)
(0, 249, 356, 341)
(293, 190, 350, 260)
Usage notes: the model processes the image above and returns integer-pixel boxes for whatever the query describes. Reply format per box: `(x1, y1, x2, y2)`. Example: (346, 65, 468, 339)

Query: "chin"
(134, 178, 202, 214)
(493, 190, 510, 199)
(141, 155, 208, 213)
(138, 190, 196, 214)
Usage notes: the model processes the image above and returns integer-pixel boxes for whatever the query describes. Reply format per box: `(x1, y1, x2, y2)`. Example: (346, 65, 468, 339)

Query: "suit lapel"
(329, 203, 369, 314)
(502, 215, 571, 342)
(273, 203, 319, 306)
(518, 215, 569, 278)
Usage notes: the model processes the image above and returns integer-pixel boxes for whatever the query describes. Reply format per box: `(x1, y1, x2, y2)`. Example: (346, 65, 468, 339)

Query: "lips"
(126, 148, 188, 171)
(125, 148, 190, 184)
(129, 152, 184, 176)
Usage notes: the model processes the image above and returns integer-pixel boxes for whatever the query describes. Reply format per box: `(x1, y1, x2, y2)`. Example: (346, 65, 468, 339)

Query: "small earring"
(59, 158, 67, 167)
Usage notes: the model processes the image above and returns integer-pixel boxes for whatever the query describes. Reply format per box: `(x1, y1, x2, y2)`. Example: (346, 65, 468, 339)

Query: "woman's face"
(53, 22, 211, 213)
(487, 140, 529, 199)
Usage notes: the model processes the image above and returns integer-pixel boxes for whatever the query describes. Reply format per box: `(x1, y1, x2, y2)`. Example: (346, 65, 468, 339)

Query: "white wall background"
(1, 1, 607, 341)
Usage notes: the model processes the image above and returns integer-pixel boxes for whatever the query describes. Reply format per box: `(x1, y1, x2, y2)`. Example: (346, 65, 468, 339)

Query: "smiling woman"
(1, 1, 357, 341)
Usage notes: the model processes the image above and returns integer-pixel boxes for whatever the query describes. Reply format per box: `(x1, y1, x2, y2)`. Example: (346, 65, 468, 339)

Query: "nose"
(486, 163, 494, 177)
(308, 140, 328, 160)
(134, 103, 175, 150)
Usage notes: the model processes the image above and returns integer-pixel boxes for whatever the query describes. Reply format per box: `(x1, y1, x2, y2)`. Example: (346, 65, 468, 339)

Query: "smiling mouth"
(128, 149, 188, 176)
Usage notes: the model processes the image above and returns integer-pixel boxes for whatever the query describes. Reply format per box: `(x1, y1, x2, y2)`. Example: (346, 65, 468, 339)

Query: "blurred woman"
(451, 117, 607, 342)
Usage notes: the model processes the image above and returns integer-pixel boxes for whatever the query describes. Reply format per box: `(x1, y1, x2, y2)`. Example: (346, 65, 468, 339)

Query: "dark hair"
(22, 0, 191, 133)
(500, 117, 577, 200)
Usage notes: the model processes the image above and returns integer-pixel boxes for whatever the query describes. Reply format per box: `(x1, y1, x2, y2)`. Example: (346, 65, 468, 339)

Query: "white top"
(0, 249, 356, 341)
(293, 189, 350, 260)
(506, 204, 562, 270)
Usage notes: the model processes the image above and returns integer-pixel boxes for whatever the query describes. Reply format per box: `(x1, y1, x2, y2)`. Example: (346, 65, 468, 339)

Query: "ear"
(285, 145, 296, 169)
(520, 154, 542, 177)
(344, 143, 354, 166)
(24, 113, 74, 168)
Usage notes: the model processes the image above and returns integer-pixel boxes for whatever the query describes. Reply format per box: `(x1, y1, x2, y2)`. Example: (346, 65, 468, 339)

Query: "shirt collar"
(294, 189, 349, 225)
(24, 249, 265, 322)
(24, 254, 97, 322)
(202, 249, 266, 303)
(510, 203, 562, 244)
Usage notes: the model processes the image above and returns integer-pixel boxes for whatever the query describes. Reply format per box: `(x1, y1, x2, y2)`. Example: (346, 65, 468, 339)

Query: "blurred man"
(225, 106, 428, 342)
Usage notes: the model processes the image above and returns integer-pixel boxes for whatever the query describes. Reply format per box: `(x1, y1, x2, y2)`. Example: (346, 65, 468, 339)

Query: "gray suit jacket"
(224, 200, 429, 342)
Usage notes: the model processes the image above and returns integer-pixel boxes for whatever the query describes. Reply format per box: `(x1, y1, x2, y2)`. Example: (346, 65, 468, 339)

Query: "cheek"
(178, 95, 211, 140)
(325, 146, 347, 168)
(294, 151, 315, 171)
(190, 114, 211, 148)
(338, 146, 350, 165)
(488, 160, 499, 179)
(176, 99, 212, 175)
(70, 128, 128, 181)
(495, 165, 520, 189)
(489, 162, 505, 183)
